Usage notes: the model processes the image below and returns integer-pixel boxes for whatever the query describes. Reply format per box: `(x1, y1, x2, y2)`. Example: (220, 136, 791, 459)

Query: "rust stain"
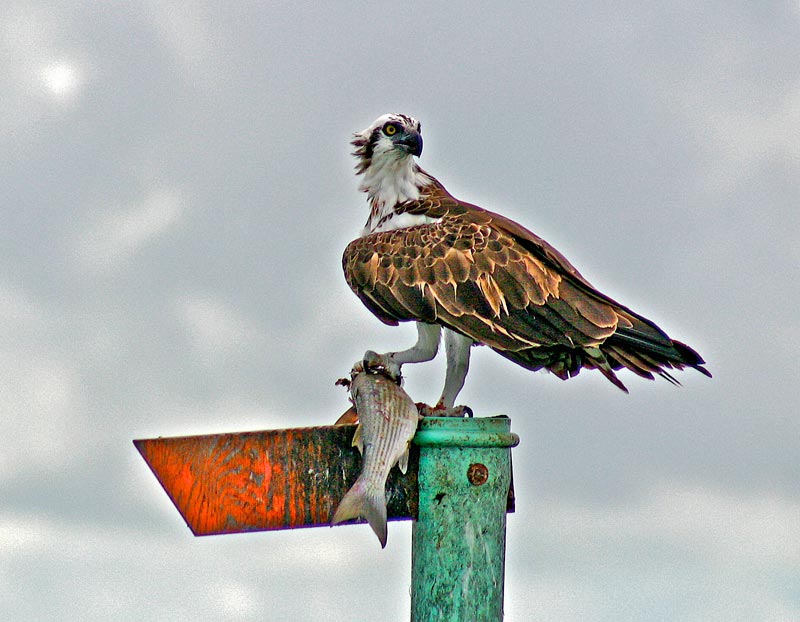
(134, 426, 418, 535)
(134, 425, 513, 536)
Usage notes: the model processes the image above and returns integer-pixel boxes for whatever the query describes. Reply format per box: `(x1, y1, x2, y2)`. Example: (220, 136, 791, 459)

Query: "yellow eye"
(384, 123, 398, 136)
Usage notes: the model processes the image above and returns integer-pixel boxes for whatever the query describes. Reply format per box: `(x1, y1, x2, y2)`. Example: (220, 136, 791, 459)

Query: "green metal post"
(411, 416, 519, 622)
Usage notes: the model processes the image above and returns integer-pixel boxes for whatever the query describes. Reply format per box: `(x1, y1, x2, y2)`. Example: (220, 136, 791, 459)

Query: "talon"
(417, 403, 473, 417)
(415, 402, 434, 417)
(350, 360, 366, 376)
(438, 404, 470, 418)
(362, 350, 382, 371)
(360, 351, 402, 384)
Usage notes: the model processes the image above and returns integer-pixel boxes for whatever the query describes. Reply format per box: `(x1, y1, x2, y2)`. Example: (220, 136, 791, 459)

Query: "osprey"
(343, 113, 710, 415)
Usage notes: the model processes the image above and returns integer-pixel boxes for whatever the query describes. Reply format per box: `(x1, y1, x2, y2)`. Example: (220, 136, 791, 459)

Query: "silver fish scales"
(332, 364, 421, 547)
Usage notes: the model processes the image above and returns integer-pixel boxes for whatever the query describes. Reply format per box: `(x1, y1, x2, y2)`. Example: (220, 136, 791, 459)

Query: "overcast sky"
(2, 2, 798, 620)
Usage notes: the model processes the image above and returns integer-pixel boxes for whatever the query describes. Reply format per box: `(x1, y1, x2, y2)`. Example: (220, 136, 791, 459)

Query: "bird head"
(351, 113, 423, 174)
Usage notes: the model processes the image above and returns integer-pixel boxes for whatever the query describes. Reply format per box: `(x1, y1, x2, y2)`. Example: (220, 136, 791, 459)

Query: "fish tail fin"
(331, 479, 388, 548)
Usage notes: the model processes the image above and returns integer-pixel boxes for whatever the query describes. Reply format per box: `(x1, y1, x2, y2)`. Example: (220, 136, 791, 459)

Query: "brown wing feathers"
(343, 188, 710, 390)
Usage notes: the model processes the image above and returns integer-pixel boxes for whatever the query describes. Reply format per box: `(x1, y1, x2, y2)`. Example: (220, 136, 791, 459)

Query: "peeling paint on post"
(411, 416, 519, 622)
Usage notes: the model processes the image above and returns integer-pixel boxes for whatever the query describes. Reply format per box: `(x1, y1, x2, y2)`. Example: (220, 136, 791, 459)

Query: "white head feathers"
(352, 113, 433, 232)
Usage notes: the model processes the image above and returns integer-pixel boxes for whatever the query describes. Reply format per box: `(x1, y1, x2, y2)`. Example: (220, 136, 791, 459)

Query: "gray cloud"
(2, 1, 797, 620)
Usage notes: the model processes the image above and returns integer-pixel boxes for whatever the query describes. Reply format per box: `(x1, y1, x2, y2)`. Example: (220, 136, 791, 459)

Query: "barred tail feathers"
(492, 316, 710, 391)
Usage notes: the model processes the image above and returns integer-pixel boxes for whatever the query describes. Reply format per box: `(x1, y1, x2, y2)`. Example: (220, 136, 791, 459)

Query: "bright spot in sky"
(40, 61, 81, 98)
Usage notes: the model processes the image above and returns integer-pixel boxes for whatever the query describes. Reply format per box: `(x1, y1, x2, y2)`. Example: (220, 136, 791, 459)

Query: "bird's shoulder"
(389, 179, 594, 289)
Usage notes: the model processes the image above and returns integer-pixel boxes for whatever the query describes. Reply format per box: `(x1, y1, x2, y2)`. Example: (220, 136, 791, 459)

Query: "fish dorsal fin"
(351, 424, 364, 454)
(397, 446, 410, 474)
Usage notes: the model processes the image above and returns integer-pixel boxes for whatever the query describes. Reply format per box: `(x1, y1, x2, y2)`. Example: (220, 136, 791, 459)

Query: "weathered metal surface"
(135, 419, 515, 537)
(411, 416, 519, 622)
(133, 425, 420, 535)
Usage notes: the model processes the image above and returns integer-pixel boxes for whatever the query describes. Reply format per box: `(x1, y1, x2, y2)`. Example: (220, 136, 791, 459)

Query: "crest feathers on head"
(351, 132, 373, 174)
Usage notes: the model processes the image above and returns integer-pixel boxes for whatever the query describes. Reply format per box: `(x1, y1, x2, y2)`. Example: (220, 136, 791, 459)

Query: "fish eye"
(383, 123, 398, 136)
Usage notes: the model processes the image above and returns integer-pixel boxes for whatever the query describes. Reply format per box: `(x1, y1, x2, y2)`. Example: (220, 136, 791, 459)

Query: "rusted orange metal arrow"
(135, 424, 513, 536)
(134, 425, 421, 535)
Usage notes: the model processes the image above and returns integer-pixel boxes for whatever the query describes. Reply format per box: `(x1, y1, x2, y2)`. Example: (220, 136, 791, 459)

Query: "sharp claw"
(415, 402, 433, 417)
(416, 403, 473, 417)
(362, 350, 381, 370)
(357, 351, 402, 384)
(443, 405, 472, 418)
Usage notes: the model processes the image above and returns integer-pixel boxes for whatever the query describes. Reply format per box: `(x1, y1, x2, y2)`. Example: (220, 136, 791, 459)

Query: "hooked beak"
(395, 130, 423, 157)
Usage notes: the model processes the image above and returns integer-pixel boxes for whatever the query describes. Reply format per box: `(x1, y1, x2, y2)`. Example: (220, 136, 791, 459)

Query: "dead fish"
(331, 365, 421, 547)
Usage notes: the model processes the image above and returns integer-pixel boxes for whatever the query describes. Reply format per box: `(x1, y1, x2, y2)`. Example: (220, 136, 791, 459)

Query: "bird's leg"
(427, 329, 473, 417)
(362, 323, 441, 382)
